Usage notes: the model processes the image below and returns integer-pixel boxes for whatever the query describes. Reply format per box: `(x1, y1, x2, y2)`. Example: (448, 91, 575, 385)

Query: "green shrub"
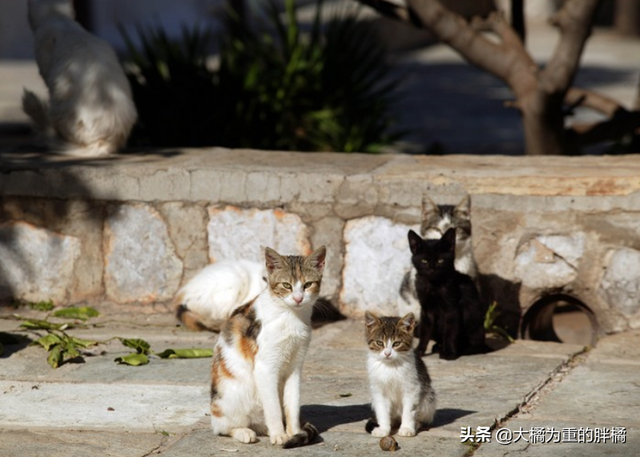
(121, 0, 402, 152)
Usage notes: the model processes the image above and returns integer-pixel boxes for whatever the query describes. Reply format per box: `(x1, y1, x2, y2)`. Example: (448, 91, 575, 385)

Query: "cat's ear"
(305, 246, 326, 272)
(264, 247, 285, 273)
(454, 195, 471, 219)
(399, 313, 416, 333)
(441, 227, 456, 252)
(408, 230, 422, 255)
(364, 311, 379, 328)
(421, 195, 438, 220)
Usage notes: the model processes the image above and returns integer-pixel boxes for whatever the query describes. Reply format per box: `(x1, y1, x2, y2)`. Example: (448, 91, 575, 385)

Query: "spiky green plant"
(120, 0, 403, 152)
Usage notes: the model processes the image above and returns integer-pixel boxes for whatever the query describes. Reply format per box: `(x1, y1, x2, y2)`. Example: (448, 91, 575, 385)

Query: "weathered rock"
(514, 234, 585, 289)
(0, 221, 80, 303)
(207, 206, 312, 262)
(600, 247, 640, 317)
(103, 204, 183, 303)
(340, 216, 418, 316)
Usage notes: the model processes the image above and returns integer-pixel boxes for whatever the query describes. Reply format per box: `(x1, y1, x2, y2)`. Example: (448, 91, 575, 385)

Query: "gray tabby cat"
(365, 312, 437, 437)
(397, 195, 476, 319)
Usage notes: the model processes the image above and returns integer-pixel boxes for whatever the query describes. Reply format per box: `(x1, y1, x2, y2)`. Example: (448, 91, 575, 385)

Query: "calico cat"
(175, 259, 267, 332)
(209, 246, 325, 448)
(408, 228, 487, 360)
(175, 257, 343, 332)
(365, 312, 437, 437)
(398, 195, 476, 319)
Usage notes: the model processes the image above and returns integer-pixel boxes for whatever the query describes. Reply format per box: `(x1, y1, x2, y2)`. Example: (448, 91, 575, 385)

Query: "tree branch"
(568, 109, 640, 147)
(404, 0, 536, 86)
(542, 0, 602, 94)
(565, 87, 623, 117)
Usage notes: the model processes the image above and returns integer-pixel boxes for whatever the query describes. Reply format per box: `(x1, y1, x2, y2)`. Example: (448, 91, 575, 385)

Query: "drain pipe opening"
(521, 294, 599, 346)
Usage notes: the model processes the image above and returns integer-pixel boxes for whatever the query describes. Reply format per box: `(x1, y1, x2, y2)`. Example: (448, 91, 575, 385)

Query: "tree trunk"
(614, 0, 640, 37)
(520, 92, 568, 155)
(358, 0, 640, 155)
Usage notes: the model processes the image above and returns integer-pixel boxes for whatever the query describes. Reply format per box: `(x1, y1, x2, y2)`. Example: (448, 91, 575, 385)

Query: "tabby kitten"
(408, 228, 487, 360)
(398, 195, 476, 319)
(209, 246, 326, 448)
(365, 312, 437, 437)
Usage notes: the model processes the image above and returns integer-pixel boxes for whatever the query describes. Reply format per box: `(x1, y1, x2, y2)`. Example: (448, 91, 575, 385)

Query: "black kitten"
(408, 228, 488, 360)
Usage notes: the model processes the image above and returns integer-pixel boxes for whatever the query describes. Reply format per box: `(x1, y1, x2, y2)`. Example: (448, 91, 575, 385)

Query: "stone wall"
(1, 148, 640, 335)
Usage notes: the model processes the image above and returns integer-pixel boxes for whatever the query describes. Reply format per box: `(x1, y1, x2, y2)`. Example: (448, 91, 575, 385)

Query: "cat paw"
(398, 427, 416, 437)
(270, 432, 290, 445)
(371, 427, 391, 438)
(440, 352, 459, 361)
(231, 428, 258, 444)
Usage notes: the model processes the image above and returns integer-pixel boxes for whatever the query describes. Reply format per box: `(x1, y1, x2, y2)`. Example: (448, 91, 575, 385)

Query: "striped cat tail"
(282, 422, 319, 449)
(175, 304, 224, 332)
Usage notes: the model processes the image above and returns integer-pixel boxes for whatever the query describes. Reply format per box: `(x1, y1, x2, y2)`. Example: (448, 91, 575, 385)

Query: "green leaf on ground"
(69, 336, 99, 348)
(115, 353, 149, 366)
(118, 338, 152, 355)
(155, 348, 213, 359)
(47, 345, 63, 368)
(20, 319, 70, 331)
(33, 334, 63, 351)
(53, 306, 100, 321)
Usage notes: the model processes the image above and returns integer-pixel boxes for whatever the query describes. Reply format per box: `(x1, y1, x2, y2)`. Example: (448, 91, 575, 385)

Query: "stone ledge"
(1, 148, 640, 335)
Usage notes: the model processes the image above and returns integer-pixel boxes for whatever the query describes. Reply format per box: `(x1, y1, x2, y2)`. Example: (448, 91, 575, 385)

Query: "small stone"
(379, 435, 397, 451)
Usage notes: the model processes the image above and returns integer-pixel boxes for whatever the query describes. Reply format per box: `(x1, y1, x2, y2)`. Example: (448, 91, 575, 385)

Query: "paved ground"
(0, 304, 638, 456)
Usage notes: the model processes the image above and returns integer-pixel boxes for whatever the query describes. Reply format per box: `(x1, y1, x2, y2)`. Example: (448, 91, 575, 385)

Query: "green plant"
(16, 306, 213, 368)
(484, 301, 515, 343)
(121, 0, 402, 152)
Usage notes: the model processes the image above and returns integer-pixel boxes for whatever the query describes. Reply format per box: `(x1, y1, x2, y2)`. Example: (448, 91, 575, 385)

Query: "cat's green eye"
(392, 342, 401, 348)
(281, 282, 292, 290)
(303, 281, 314, 289)
(375, 340, 384, 347)
(421, 259, 429, 265)
(437, 259, 444, 264)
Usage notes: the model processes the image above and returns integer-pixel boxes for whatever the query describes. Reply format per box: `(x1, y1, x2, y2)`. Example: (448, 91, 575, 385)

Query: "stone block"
(600, 247, 640, 317)
(104, 204, 183, 303)
(158, 202, 209, 284)
(340, 216, 418, 316)
(514, 233, 585, 289)
(0, 221, 80, 303)
(207, 206, 311, 262)
(310, 217, 345, 299)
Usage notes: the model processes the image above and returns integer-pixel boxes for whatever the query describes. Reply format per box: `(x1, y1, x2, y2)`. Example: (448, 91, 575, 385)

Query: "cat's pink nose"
(293, 295, 303, 304)
(384, 350, 392, 358)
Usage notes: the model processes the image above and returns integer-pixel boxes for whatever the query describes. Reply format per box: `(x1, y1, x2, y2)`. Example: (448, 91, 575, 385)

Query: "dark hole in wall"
(520, 294, 599, 346)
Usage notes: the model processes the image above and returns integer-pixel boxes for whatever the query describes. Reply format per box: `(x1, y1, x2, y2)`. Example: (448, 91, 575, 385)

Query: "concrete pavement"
(0, 304, 637, 456)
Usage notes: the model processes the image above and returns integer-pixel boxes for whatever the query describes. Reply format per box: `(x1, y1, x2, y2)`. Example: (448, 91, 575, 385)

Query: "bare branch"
(404, 0, 535, 85)
(542, 0, 602, 94)
(568, 109, 640, 147)
(565, 87, 624, 117)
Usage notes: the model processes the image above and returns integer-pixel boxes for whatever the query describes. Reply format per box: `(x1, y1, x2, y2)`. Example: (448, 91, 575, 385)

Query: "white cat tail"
(175, 302, 226, 332)
(22, 89, 51, 133)
(174, 260, 267, 331)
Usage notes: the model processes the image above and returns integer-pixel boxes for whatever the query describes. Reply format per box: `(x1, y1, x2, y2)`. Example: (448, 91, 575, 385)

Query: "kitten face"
(421, 196, 471, 240)
(264, 246, 326, 309)
(365, 312, 415, 362)
(408, 228, 456, 282)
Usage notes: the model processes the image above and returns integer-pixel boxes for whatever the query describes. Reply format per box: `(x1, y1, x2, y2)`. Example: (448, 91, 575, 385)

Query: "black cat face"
(408, 228, 456, 280)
